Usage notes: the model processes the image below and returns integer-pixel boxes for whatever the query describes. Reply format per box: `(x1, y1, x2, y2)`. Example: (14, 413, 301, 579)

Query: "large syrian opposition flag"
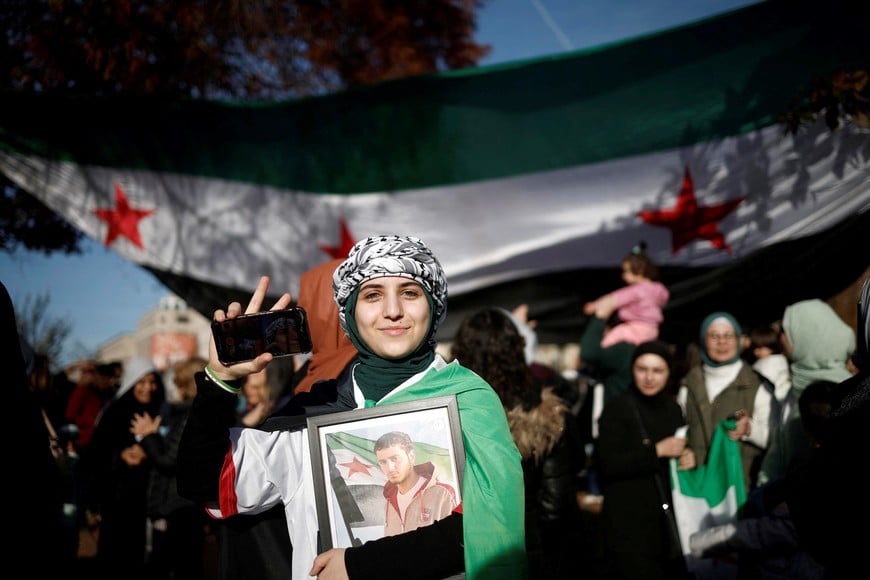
(1, 1, 868, 345)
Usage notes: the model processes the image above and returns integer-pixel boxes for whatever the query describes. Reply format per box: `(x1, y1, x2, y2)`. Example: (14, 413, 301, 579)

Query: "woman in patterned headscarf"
(177, 235, 526, 580)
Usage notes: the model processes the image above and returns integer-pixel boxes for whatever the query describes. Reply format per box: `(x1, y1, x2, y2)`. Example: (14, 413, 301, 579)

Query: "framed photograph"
(307, 395, 465, 551)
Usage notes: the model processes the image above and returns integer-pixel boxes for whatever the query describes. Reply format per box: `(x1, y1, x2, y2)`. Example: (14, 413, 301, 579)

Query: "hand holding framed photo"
(307, 395, 465, 551)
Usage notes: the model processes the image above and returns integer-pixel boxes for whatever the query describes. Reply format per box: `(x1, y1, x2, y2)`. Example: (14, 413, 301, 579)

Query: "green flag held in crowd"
(670, 420, 747, 558)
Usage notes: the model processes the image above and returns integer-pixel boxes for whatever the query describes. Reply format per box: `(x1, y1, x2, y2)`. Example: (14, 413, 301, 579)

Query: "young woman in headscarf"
(676, 311, 774, 493)
(597, 340, 695, 580)
(177, 235, 526, 580)
(80, 356, 165, 580)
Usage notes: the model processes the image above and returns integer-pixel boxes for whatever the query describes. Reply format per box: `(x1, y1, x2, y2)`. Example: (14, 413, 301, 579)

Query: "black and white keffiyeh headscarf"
(331, 235, 449, 403)
(333, 235, 448, 336)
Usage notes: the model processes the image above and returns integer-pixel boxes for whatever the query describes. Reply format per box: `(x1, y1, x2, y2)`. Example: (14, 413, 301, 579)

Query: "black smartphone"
(211, 307, 313, 365)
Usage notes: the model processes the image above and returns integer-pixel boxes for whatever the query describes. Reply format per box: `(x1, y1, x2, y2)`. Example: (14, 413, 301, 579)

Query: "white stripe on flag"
(1, 120, 866, 299)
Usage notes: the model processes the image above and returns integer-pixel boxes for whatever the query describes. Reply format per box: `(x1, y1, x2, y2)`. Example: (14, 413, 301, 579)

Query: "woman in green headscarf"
(677, 311, 774, 492)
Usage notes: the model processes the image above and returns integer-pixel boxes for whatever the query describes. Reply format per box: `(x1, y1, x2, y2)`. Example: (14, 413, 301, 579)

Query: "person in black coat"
(596, 340, 695, 580)
(131, 356, 209, 580)
(3, 280, 70, 575)
(450, 307, 589, 580)
(80, 355, 165, 580)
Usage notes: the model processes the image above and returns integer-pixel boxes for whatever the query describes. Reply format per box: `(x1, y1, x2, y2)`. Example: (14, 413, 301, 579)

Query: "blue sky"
(0, 0, 760, 366)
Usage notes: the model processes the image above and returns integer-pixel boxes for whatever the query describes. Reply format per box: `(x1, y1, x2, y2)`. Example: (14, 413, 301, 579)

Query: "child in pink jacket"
(584, 243, 669, 348)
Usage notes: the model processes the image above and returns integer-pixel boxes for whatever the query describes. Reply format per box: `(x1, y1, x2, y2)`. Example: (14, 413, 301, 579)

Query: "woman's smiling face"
(354, 276, 431, 360)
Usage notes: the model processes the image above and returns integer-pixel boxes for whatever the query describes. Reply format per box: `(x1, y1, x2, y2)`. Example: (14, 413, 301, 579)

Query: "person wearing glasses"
(677, 311, 774, 492)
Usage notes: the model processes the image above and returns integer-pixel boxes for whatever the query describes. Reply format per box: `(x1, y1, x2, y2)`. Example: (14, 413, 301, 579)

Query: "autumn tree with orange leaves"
(0, 0, 490, 252)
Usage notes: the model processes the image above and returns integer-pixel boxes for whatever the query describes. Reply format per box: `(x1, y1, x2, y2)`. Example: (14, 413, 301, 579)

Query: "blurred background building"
(98, 294, 210, 371)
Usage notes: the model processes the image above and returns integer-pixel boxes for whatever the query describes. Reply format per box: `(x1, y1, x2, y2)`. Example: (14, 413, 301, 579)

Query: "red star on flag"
(92, 183, 155, 249)
(319, 216, 357, 259)
(340, 456, 376, 479)
(638, 167, 745, 254)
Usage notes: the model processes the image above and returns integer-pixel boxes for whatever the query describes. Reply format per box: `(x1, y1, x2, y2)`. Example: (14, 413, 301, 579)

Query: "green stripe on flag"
(0, 1, 864, 193)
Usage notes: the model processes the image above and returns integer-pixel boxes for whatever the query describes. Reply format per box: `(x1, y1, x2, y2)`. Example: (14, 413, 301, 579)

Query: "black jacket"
(597, 386, 687, 577)
(789, 371, 870, 580)
(139, 400, 196, 518)
(509, 386, 587, 579)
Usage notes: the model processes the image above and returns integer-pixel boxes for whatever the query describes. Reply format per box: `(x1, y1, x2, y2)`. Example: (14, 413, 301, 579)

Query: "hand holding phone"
(207, 276, 292, 379)
(212, 307, 313, 365)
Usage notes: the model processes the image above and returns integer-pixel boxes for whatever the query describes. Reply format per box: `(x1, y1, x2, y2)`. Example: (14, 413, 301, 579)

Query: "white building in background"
(98, 294, 211, 371)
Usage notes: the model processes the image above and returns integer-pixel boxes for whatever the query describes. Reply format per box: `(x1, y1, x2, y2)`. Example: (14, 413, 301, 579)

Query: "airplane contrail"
(529, 0, 574, 51)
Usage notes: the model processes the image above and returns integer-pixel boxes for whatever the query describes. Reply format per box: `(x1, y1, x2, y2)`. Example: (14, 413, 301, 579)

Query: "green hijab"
(699, 311, 743, 367)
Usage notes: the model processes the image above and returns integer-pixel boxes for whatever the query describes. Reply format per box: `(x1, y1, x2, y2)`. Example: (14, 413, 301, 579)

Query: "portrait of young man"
(374, 431, 458, 536)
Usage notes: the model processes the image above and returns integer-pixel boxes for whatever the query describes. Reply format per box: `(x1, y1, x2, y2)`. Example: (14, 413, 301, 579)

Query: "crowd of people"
(6, 237, 867, 580)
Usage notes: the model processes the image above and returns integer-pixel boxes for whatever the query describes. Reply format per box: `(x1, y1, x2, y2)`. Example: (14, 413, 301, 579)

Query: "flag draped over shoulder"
(1, 0, 868, 344)
(380, 362, 527, 580)
(670, 420, 747, 557)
